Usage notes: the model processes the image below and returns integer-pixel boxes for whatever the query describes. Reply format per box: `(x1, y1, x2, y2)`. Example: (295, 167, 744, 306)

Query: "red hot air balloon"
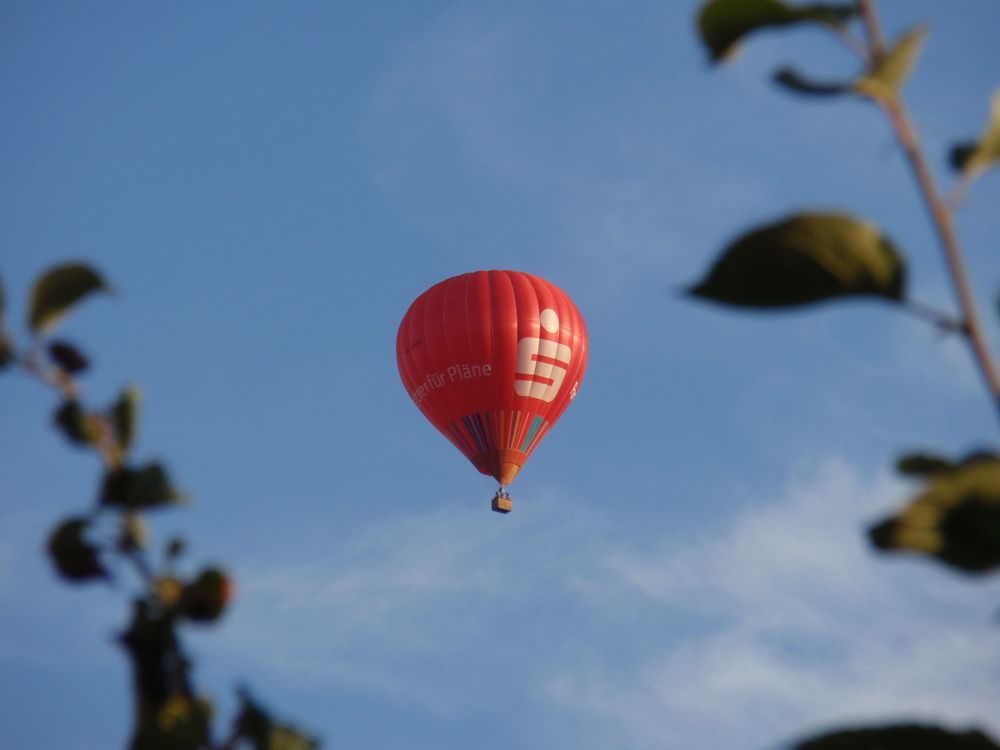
(397, 270, 588, 512)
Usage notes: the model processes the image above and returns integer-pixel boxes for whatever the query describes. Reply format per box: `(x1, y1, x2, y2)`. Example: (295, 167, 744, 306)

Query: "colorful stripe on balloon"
(448, 410, 550, 458)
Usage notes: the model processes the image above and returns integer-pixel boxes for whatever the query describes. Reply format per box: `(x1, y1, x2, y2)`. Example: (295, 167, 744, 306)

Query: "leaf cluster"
(2, 263, 318, 749)
(691, 1, 1000, 748)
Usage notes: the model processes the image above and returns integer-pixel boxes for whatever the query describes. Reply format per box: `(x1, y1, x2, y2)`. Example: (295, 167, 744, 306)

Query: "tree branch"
(859, 0, 1000, 420)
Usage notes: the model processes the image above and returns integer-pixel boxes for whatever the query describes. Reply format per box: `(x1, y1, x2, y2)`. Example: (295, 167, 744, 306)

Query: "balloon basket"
(491, 488, 512, 514)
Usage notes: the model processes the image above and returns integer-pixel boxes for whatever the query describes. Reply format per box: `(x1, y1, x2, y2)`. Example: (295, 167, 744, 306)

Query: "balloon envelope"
(397, 270, 588, 485)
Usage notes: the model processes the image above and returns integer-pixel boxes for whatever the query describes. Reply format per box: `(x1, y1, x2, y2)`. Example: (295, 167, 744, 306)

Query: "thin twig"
(20, 349, 77, 400)
(858, 0, 886, 59)
(830, 25, 871, 62)
(946, 173, 975, 212)
(859, 0, 1000, 419)
(900, 298, 965, 334)
(125, 546, 156, 588)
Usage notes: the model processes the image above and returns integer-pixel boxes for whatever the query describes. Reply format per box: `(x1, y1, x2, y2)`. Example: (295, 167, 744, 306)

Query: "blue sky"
(2, 1, 999, 748)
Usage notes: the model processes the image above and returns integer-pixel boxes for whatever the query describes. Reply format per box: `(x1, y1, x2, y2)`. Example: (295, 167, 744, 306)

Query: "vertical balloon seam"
(511, 272, 537, 451)
(478, 271, 500, 456)
(397, 295, 424, 417)
(463, 272, 494, 471)
(441, 276, 473, 459)
(426, 278, 472, 463)
(463, 272, 491, 457)
(407, 287, 467, 460)
(550, 277, 580, 428)
(447, 274, 486, 472)
(520, 273, 548, 456)
(527, 273, 561, 457)
(492, 270, 518, 459)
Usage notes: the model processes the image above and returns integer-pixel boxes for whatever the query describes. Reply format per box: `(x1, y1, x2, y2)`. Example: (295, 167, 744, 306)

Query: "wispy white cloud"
(541, 459, 1000, 748)
(217, 458, 1000, 748)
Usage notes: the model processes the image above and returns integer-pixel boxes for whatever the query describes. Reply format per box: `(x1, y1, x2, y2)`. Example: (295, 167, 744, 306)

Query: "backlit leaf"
(869, 452, 1000, 573)
(110, 385, 141, 453)
(792, 723, 1000, 750)
(100, 462, 184, 510)
(0, 275, 12, 370)
(949, 88, 1000, 183)
(47, 517, 107, 583)
(855, 25, 929, 102)
(697, 0, 856, 62)
(179, 567, 233, 623)
(773, 66, 851, 97)
(28, 262, 108, 334)
(234, 689, 320, 750)
(0, 336, 12, 370)
(48, 340, 90, 374)
(53, 400, 96, 447)
(689, 212, 906, 308)
(896, 452, 954, 477)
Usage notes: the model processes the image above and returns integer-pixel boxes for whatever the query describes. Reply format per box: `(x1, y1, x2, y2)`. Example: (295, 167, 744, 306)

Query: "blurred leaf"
(165, 536, 186, 561)
(870, 452, 1000, 573)
(0, 335, 13, 370)
(696, 0, 856, 62)
(53, 400, 96, 446)
(110, 384, 141, 453)
(100, 462, 184, 510)
(48, 340, 90, 374)
(793, 723, 1000, 749)
(855, 25, 929, 102)
(28, 262, 108, 334)
(897, 452, 955, 477)
(235, 689, 320, 750)
(689, 212, 906, 308)
(949, 88, 1000, 183)
(0, 275, 12, 370)
(951, 141, 978, 172)
(774, 66, 852, 96)
(179, 567, 233, 623)
(47, 517, 107, 582)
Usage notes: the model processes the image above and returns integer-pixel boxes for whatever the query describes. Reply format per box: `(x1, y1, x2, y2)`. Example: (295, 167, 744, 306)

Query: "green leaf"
(792, 723, 1000, 750)
(773, 66, 852, 97)
(0, 275, 12, 371)
(869, 452, 1000, 574)
(53, 400, 96, 447)
(855, 25, 929, 102)
(28, 262, 108, 334)
(48, 340, 90, 374)
(110, 385, 141, 453)
(179, 567, 232, 623)
(235, 689, 320, 750)
(896, 452, 954, 477)
(100, 462, 184, 510)
(47, 517, 107, 583)
(0, 337, 13, 370)
(696, 0, 856, 63)
(689, 212, 906, 308)
(949, 88, 1000, 182)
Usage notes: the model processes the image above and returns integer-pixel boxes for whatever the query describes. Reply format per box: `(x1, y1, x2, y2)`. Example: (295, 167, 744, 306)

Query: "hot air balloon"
(397, 270, 588, 513)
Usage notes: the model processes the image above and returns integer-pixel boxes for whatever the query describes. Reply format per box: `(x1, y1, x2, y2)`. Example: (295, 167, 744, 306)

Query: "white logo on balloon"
(514, 308, 571, 403)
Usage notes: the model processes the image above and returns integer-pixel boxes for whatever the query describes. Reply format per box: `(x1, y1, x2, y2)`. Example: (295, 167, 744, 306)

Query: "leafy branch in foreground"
(1, 262, 318, 750)
(690, 0, 1000, 746)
